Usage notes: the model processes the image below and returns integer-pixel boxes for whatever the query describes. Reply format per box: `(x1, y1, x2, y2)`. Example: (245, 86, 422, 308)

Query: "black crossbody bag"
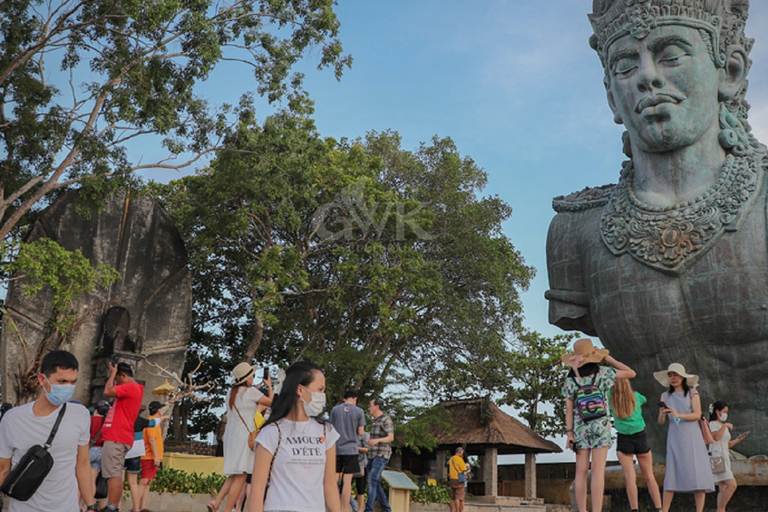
(0, 403, 67, 501)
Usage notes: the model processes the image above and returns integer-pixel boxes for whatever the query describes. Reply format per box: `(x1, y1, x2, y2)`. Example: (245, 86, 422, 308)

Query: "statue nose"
(636, 57, 665, 92)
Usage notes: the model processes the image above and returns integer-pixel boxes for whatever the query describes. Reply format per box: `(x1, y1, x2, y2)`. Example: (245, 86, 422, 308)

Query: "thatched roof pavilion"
(428, 398, 562, 454)
(396, 398, 560, 501)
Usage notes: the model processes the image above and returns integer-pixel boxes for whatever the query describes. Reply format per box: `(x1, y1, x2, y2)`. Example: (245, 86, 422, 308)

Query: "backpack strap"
(45, 403, 67, 449)
(571, 371, 598, 395)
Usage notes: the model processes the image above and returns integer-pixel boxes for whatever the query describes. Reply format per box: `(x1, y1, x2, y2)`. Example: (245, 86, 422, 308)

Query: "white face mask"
(301, 390, 326, 417)
(719, 412, 728, 422)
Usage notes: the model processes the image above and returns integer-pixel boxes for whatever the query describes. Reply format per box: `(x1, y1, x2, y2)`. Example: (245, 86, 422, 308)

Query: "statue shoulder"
(552, 184, 616, 213)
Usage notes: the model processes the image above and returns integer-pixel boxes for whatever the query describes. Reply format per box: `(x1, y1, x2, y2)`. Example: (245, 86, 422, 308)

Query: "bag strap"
(266, 422, 281, 488)
(89, 416, 106, 449)
(45, 403, 67, 449)
(232, 401, 253, 435)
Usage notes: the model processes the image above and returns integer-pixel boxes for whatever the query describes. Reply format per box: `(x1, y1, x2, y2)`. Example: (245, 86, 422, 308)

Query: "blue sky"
(291, 2, 768, 462)
(288, 1, 768, 342)
(175, 1, 768, 456)
(150, 1, 768, 343)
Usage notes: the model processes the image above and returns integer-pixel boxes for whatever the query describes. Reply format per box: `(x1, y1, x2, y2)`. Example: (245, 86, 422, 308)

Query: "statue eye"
(612, 59, 637, 77)
(658, 46, 688, 64)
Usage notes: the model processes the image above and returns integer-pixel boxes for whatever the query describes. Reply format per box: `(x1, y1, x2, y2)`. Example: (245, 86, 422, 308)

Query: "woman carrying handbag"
(708, 401, 749, 512)
(655, 363, 714, 512)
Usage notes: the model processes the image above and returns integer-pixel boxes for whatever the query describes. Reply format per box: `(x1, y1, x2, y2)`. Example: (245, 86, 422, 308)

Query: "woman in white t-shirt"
(249, 361, 341, 512)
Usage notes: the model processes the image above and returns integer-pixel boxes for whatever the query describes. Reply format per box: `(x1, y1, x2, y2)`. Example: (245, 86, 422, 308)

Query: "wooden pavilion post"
(483, 446, 498, 498)
(524, 452, 537, 498)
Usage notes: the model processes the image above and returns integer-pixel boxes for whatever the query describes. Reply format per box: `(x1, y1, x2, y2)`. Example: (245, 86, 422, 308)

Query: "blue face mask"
(44, 376, 75, 406)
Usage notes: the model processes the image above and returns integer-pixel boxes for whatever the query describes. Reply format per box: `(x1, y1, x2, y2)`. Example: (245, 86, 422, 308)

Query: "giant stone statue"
(546, 0, 767, 455)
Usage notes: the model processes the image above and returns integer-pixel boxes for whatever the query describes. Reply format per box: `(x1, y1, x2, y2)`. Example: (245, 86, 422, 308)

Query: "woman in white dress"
(708, 401, 749, 512)
(248, 360, 340, 512)
(209, 363, 273, 512)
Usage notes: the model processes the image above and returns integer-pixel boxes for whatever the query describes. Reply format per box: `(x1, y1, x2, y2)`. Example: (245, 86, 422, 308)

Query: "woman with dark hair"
(561, 339, 636, 512)
(609, 379, 662, 512)
(208, 363, 273, 512)
(248, 361, 340, 512)
(708, 401, 749, 512)
(654, 363, 714, 512)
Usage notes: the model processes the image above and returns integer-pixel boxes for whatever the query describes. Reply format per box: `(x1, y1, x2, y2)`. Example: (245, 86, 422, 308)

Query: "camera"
(109, 354, 119, 365)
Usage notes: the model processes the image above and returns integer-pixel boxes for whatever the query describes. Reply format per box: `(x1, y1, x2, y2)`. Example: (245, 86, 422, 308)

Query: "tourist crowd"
(562, 338, 748, 512)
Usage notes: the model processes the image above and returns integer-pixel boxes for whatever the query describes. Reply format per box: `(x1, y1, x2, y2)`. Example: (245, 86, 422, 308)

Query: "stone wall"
(0, 189, 191, 408)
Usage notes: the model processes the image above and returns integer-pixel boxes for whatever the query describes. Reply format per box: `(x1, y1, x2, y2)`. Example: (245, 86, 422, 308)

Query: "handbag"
(95, 472, 109, 499)
(710, 453, 726, 473)
(699, 416, 715, 445)
(0, 403, 67, 501)
(233, 404, 256, 450)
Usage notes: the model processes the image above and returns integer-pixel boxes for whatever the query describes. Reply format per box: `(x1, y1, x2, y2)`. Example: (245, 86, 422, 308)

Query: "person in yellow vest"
(448, 447, 468, 512)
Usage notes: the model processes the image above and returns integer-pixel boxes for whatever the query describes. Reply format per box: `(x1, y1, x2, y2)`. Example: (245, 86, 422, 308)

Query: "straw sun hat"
(560, 338, 609, 367)
(653, 363, 699, 388)
(231, 362, 257, 385)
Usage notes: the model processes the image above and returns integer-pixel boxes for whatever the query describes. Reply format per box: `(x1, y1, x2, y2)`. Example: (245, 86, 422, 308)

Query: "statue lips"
(634, 93, 685, 114)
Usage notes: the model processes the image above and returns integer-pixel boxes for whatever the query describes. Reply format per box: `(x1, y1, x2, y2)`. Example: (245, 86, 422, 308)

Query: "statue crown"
(589, 0, 750, 67)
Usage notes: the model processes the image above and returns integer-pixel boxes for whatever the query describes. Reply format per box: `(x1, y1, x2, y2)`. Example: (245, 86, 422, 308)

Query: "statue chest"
(582, 192, 768, 356)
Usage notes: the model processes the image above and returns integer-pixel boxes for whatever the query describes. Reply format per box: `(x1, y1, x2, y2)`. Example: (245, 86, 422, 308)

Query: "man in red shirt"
(101, 362, 144, 512)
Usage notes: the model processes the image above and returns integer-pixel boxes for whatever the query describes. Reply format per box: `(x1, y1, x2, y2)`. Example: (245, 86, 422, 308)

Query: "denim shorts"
(89, 446, 102, 470)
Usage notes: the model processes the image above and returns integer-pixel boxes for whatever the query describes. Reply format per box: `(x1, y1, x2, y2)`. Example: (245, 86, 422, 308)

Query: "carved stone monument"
(0, 189, 191, 407)
(546, 0, 766, 455)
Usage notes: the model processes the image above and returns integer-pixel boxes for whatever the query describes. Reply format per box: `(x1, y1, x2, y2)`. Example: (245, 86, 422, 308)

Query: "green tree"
(0, 0, 350, 243)
(500, 330, 576, 499)
(502, 330, 575, 437)
(150, 112, 534, 438)
(0, 0, 349, 369)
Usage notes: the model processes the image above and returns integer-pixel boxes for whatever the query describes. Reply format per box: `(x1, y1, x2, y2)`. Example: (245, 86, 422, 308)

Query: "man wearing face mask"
(100, 362, 144, 512)
(0, 350, 97, 512)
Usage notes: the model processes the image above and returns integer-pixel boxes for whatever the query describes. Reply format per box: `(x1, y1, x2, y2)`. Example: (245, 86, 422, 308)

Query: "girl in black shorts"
(609, 378, 662, 512)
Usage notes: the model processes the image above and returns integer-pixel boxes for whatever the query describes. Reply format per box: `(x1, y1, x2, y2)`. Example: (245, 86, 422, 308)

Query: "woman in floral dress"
(561, 338, 636, 512)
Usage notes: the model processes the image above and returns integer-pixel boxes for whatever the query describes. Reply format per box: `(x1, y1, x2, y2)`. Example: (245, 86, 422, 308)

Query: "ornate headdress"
(588, 0, 752, 68)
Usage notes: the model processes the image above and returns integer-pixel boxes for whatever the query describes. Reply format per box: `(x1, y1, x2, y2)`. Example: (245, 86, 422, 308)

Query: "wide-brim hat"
(560, 338, 609, 367)
(653, 363, 699, 388)
(231, 362, 257, 385)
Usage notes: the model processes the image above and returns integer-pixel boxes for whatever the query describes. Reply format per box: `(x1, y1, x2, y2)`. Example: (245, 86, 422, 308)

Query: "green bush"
(149, 467, 227, 494)
(410, 482, 450, 504)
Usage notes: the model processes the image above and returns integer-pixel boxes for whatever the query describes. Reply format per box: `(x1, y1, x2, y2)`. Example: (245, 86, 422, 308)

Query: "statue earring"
(622, 131, 632, 158)
(718, 103, 749, 155)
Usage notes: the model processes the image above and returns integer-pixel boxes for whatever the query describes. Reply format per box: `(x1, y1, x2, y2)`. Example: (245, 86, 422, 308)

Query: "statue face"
(605, 25, 723, 153)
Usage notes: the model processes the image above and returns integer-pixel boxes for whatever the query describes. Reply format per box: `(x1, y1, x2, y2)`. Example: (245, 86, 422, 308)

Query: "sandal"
(207, 503, 217, 512)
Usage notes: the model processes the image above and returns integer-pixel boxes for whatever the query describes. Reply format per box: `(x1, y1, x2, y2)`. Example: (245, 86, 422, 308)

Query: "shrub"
(149, 467, 227, 494)
(410, 482, 450, 504)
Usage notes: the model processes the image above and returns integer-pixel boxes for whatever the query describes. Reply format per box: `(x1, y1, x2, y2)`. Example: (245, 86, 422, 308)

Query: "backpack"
(572, 373, 607, 422)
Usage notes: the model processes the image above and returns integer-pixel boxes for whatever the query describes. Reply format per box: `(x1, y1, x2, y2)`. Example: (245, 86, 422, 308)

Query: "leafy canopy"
(150, 110, 535, 447)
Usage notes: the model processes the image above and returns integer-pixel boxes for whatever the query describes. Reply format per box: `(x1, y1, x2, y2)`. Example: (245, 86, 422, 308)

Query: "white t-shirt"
(0, 401, 90, 512)
(257, 418, 339, 512)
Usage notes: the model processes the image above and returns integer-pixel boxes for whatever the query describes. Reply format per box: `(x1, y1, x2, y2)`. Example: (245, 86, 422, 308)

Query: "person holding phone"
(708, 401, 749, 512)
(655, 363, 714, 512)
(208, 363, 273, 512)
